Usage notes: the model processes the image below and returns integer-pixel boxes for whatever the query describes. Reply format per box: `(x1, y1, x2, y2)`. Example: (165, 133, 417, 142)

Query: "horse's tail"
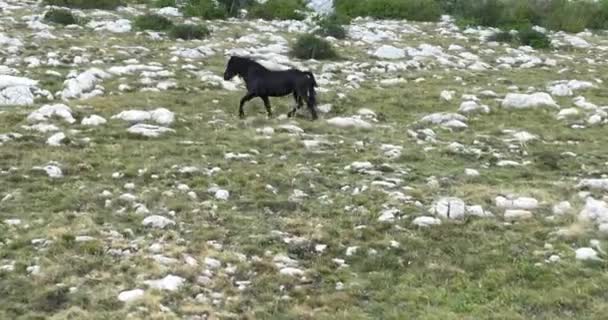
(304, 71, 318, 87)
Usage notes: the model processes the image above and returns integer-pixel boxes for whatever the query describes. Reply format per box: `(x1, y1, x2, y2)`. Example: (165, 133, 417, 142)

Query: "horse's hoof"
(287, 112, 294, 118)
(239, 113, 245, 119)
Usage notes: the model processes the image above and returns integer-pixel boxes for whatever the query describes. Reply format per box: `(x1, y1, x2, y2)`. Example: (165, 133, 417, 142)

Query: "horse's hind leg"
(288, 95, 304, 118)
(261, 96, 273, 118)
(306, 93, 318, 121)
(239, 93, 256, 118)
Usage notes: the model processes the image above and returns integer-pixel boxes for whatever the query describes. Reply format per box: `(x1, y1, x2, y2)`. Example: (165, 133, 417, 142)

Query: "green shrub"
(291, 34, 338, 60)
(133, 13, 174, 31)
(153, 0, 176, 7)
(315, 14, 347, 39)
(487, 30, 515, 43)
(183, 0, 227, 19)
(588, 0, 608, 30)
(170, 24, 210, 40)
(335, 0, 441, 21)
(544, 0, 598, 33)
(518, 26, 551, 49)
(217, 0, 254, 16)
(452, 0, 608, 33)
(248, 0, 307, 20)
(43, 0, 123, 10)
(43, 8, 77, 25)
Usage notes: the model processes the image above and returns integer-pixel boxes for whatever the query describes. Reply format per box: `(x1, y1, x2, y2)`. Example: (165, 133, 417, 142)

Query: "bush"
(133, 13, 174, 31)
(314, 14, 348, 39)
(183, 0, 227, 19)
(335, 0, 442, 21)
(218, 0, 254, 16)
(153, 0, 176, 7)
(544, 0, 599, 33)
(43, 0, 122, 10)
(248, 0, 307, 20)
(487, 30, 515, 43)
(291, 34, 338, 60)
(518, 27, 551, 49)
(43, 8, 77, 25)
(452, 0, 608, 33)
(170, 24, 210, 40)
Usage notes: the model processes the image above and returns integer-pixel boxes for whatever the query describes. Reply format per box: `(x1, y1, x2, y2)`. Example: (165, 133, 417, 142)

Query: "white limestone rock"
(502, 93, 558, 109)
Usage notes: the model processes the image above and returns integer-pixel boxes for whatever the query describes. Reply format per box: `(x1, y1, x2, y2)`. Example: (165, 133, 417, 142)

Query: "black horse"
(223, 56, 319, 120)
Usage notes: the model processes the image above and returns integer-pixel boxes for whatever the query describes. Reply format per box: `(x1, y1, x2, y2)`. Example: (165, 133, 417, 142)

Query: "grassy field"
(1, 1, 608, 319)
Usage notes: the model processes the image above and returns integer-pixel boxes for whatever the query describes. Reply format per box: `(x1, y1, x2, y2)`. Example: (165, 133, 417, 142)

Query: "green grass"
(2, 2, 608, 320)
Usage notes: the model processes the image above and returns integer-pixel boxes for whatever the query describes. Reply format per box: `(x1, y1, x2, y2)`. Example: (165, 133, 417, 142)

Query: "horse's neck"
(240, 62, 267, 80)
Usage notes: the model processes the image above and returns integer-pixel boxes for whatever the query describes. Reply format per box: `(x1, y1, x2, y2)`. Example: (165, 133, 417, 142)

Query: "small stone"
(412, 216, 441, 227)
(575, 247, 601, 261)
(118, 289, 144, 302)
(552, 201, 572, 216)
(144, 275, 185, 291)
(504, 209, 533, 221)
(204, 257, 221, 270)
(279, 267, 304, 277)
(465, 168, 479, 176)
(214, 189, 229, 201)
(433, 197, 466, 220)
(141, 215, 175, 229)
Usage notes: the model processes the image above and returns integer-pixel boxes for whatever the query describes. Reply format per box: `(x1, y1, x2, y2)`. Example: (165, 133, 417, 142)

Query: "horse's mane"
(231, 56, 268, 72)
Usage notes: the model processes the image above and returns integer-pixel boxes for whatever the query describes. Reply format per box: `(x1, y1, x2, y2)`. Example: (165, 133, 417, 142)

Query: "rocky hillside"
(1, 0, 608, 319)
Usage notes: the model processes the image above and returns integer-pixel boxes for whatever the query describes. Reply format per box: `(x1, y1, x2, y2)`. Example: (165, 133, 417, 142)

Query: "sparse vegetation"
(152, 0, 176, 7)
(488, 30, 516, 44)
(43, 0, 123, 10)
(518, 26, 551, 48)
(452, 0, 608, 33)
(183, 0, 228, 19)
(248, 0, 308, 20)
(43, 8, 78, 25)
(314, 14, 348, 39)
(169, 23, 210, 39)
(291, 34, 338, 59)
(335, 0, 442, 21)
(488, 26, 551, 49)
(133, 13, 174, 31)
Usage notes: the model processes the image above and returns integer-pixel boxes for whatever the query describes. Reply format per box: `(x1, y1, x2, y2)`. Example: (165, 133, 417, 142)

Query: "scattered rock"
(504, 209, 533, 221)
(46, 132, 66, 146)
(81, 115, 107, 126)
(433, 197, 466, 220)
(144, 275, 185, 291)
(142, 215, 175, 229)
(501, 93, 558, 109)
(372, 45, 405, 59)
(27, 104, 75, 124)
(127, 124, 175, 138)
(577, 178, 608, 191)
(118, 289, 144, 302)
(327, 117, 373, 129)
(412, 216, 441, 227)
(575, 247, 601, 261)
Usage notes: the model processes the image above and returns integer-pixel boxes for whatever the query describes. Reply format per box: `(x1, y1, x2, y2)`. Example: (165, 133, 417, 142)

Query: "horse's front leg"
(239, 93, 256, 118)
(261, 96, 273, 118)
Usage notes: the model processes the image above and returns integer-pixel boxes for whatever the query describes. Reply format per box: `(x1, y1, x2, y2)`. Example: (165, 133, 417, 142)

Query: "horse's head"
(223, 56, 242, 81)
